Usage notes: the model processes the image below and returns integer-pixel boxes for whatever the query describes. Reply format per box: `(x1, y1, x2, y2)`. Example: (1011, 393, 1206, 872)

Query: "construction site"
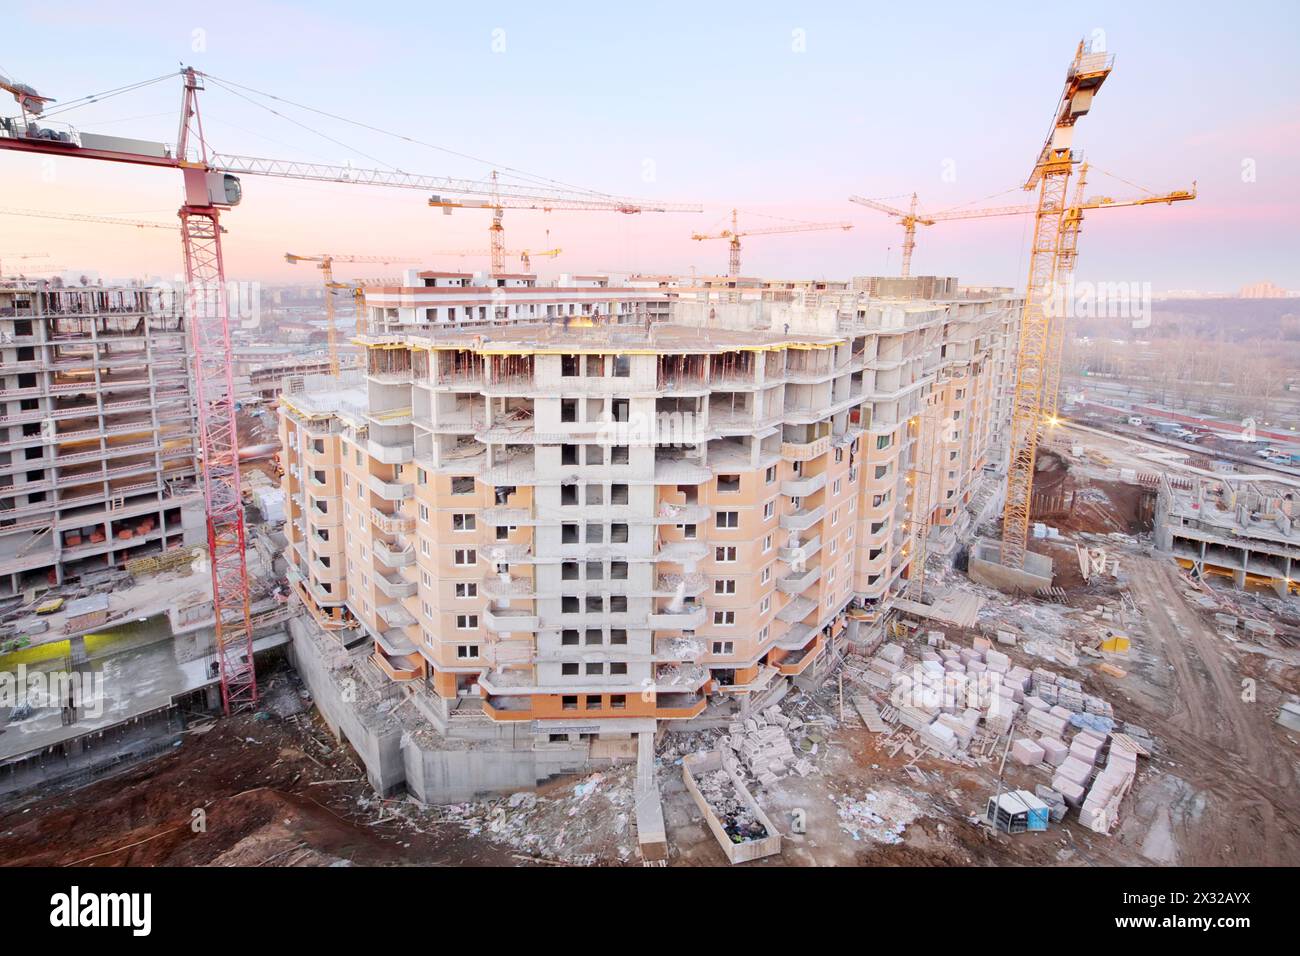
(0, 26, 1296, 882)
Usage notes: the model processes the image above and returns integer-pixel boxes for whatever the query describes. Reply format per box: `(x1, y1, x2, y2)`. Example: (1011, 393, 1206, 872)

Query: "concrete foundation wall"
(401, 740, 591, 804)
(967, 538, 1053, 592)
(286, 615, 406, 795)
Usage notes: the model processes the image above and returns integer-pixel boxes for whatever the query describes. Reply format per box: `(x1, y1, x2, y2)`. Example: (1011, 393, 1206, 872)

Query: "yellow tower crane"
(999, 41, 1114, 572)
(429, 247, 562, 272)
(691, 209, 853, 277)
(284, 253, 420, 375)
(848, 193, 1032, 277)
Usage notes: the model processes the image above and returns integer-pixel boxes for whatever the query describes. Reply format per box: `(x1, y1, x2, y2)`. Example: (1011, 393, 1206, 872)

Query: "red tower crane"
(0, 67, 698, 713)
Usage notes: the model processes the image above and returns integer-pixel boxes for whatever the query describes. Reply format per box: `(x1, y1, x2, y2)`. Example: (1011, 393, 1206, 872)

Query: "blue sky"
(2, 0, 1297, 290)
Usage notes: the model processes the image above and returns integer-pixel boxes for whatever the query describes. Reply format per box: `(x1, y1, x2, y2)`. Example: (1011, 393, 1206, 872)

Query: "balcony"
(376, 603, 416, 628)
(781, 471, 827, 497)
(653, 692, 708, 720)
(782, 436, 830, 461)
(654, 540, 709, 564)
(776, 595, 817, 624)
(483, 695, 534, 721)
(369, 474, 413, 501)
(655, 572, 706, 598)
(367, 439, 414, 465)
(373, 537, 415, 568)
(373, 648, 423, 682)
(481, 506, 532, 527)
(484, 606, 541, 633)
(370, 507, 415, 535)
(772, 634, 823, 676)
(647, 603, 706, 630)
(656, 663, 709, 690)
(482, 573, 535, 598)
(778, 534, 820, 564)
(780, 505, 825, 532)
(777, 564, 821, 594)
(375, 570, 417, 599)
(655, 635, 706, 662)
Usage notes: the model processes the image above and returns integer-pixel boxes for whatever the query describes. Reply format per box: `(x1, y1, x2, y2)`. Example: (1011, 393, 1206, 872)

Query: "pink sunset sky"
(2, 0, 1297, 292)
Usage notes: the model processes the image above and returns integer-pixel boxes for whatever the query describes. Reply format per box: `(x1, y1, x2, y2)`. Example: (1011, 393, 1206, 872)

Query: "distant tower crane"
(0, 251, 49, 275)
(284, 253, 419, 375)
(429, 246, 562, 273)
(430, 171, 698, 274)
(1, 66, 698, 714)
(848, 193, 1032, 277)
(1040, 163, 1195, 420)
(0, 208, 174, 231)
(691, 209, 853, 277)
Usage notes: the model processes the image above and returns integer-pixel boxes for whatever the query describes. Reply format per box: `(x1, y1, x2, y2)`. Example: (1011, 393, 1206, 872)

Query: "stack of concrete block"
(919, 718, 959, 755)
(1023, 695, 1048, 713)
(936, 712, 976, 748)
(1011, 738, 1045, 766)
(869, 656, 902, 678)
(1057, 687, 1085, 712)
(897, 705, 937, 732)
(984, 649, 1011, 675)
(960, 646, 984, 667)
(1052, 776, 1086, 806)
(1078, 747, 1137, 833)
(878, 643, 906, 666)
(926, 629, 946, 646)
(1027, 708, 1069, 739)
(1055, 755, 1094, 789)
(996, 630, 1018, 646)
(1006, 666, 1033, 692)
(1083, 695, 1114, 718)
(1038, 736, 1069, 766)
(1034, 784, 1068, 822)
(967, 658, 988, 675)
(943, 658, 966, 674)
(732, 724, 797, 786)
(973, 636, 992, 653)
(1069, 733, 1102, 766)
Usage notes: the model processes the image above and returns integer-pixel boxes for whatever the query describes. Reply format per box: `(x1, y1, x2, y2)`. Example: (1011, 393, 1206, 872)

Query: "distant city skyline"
(2, 0, 1297, 290)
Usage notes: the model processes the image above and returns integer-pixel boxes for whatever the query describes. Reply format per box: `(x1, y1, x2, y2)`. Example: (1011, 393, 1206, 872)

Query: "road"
(1120, 555, 1299, 865)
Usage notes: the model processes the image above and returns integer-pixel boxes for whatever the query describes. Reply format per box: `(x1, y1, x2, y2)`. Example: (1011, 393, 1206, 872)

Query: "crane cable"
(33, 72, 177, 120)
(199, 72, 626, 201)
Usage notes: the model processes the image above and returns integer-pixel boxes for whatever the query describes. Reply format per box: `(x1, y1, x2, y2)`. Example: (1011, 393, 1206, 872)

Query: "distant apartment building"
(279, 269, 1020, 749)
(0, 280, 204, 597)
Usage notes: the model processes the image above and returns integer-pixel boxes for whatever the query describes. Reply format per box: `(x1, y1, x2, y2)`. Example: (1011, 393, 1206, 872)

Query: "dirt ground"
(0, 683, 517, 867)
(2, 422, 1295, 867)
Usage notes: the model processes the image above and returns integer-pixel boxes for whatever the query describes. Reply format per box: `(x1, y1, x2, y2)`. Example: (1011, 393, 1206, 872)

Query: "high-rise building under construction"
(278, 269, 1021, 799)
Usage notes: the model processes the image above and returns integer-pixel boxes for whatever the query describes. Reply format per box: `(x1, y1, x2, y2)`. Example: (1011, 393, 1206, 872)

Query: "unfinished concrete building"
(277, 270, 1021, 799)
(1155, 473, 1300, 595)
(0, 280, 205, 597)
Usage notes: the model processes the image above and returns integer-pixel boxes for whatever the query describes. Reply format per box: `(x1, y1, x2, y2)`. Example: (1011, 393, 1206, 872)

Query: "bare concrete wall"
(967, 539, 1053, 592)
(401, 740, 591, 804)
(286, 615, 406, 795)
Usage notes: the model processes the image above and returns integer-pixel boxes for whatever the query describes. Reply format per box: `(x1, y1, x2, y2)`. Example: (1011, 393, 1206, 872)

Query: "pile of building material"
(695, 770, 770, 844)
(837, 789, 924, 844)
(681, 750, 781, 863)
(723, 704, 810, 785)
(1077, 739, 1140, 833)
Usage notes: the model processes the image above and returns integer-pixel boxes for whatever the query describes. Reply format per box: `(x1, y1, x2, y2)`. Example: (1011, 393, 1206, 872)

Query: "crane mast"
(175, 68, 256, 712)
(285, 253, 419, 375)
(999, 43, 1112, 571)
(691, 208, 853, 277)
